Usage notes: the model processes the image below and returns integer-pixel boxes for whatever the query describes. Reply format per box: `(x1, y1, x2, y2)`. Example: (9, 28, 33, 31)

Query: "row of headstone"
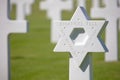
(0, 0, 28, 80)
(39, 0, 119, 62)
(0, 0, 119, 80)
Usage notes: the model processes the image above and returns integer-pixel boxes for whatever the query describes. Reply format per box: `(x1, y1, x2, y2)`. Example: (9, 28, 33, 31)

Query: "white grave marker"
(91, 0, 120, 62)
(40, 0, 73, 20)
(54, 7, 108, 80)
(40, 0, 73, 43)
(11, 0, 34, 20)
(0, 0, 28, 80)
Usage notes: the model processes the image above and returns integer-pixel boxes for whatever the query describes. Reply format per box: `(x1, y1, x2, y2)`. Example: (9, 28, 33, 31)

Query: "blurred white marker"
(40, 0, 73, 43)
(0, 0, 28, 80)
(91, 0, 120, 62)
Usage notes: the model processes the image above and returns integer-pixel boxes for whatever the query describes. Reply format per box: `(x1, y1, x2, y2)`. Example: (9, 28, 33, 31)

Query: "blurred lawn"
(10, 0, 120, 80)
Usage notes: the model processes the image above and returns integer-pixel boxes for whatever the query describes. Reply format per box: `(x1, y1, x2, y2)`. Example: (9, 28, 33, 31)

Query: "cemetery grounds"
(10, 0, 120, 80)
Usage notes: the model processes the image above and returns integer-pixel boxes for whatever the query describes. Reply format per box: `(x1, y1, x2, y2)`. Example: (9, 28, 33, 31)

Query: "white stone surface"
(54, 7, 107, 80)
(0, 0, 28, 80)
(92, 0, 100, 8)
(40, 0, 73, 20)
(91, 0, 120, 62)
(25, 0, 34, 15)
(40, 0, 73, 43)
(11, 0, 34, 20)
(78, 0, 87, 8)
(70, 54, 93, 80)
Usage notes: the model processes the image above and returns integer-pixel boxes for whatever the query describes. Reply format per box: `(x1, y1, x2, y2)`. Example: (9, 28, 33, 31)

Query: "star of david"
(54, 7, 108, 66)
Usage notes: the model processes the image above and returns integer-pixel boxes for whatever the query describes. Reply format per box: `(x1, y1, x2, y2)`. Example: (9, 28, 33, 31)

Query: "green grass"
(10, 0, 120, 80)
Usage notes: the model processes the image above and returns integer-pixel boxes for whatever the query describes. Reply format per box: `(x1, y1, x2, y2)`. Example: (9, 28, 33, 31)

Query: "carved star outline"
(54, 7, 108, 66)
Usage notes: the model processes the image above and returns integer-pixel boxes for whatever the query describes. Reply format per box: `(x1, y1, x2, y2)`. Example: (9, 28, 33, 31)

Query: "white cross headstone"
(11, 0, 34, 20)
(0, 0, 28, 80)
(54, 7, 108, 80)
(91, 0, 120, 62)
(40, 0, 73, 43)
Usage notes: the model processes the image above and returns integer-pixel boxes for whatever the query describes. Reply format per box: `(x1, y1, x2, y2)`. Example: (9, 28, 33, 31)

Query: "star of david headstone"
(11, 0, 34, 20)
(40, 0, 73, 43)
(91, 0, 120, 62)
(54, 6, 108, 80)
(0, 0, 28, 80)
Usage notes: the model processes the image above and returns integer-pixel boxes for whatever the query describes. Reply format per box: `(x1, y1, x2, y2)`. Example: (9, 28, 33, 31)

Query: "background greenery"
(10, 0, 120, 80)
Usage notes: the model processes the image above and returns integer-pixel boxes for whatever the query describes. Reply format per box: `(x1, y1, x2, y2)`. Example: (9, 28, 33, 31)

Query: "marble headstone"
(0, 0, 28, 80)
(54, 7, 108, 80)
(91, 0, 120, 62)
(40, 0, 73, 43)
